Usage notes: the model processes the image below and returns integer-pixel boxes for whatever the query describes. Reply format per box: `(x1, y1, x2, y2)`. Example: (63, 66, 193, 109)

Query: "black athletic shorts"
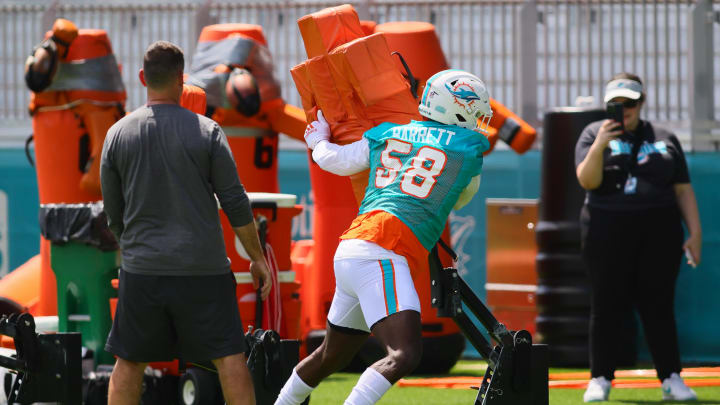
(105, 269, 247, 363)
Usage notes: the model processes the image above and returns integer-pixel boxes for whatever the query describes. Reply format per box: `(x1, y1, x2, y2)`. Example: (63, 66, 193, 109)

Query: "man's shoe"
(583, 376, 611, 402)
(662, 372, 697, 401)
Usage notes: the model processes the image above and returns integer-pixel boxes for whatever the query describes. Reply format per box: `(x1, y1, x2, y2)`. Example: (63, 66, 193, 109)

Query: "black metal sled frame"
(0, 312, 82, 404)
(430, 243, 549, 405)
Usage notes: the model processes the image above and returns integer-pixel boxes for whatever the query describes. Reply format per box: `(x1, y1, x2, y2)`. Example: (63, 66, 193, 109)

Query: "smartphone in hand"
(606, 101, 624, 132)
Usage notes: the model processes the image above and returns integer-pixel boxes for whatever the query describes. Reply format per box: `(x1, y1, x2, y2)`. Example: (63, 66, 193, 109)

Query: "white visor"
(604, 79, 643, 103)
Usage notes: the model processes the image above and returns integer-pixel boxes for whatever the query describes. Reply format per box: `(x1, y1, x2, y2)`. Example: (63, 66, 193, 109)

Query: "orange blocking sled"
(292, 5, 466, 369)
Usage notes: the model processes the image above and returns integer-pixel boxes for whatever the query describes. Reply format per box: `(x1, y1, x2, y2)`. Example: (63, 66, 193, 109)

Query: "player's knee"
(389, 345, 422, 376)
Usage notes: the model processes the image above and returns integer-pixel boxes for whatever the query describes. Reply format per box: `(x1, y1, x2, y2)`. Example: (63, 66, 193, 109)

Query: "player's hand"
(595, 119, 623, 147)
(249, 259, 272, 300)
(304, 110, 330, 150)
(683, 234, 702, 268)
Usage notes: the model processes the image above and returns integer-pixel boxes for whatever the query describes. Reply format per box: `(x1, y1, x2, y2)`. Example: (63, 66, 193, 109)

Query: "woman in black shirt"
(575, 73, 702, 402)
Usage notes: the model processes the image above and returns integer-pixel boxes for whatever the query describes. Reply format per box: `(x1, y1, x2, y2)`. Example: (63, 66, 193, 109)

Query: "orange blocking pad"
(297, 4, 365, 58)
(0, 254, 41, 313)
(266, 102, 307, 141)
(328, 33, 410, 107)
(489, 99, 537, 153)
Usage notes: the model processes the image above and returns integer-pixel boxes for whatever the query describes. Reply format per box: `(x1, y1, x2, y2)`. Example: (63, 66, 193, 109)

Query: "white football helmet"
(418, 69, 493, 134)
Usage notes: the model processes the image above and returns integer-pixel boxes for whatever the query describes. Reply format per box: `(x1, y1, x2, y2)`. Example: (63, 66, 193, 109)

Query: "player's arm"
(454, 175, 481, 210)
(100, 134, 125, 239)
(304, 110, 370, 176)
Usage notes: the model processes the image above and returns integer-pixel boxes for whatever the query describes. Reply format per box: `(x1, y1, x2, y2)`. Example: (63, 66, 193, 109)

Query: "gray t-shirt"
(100, 104, 252, 276)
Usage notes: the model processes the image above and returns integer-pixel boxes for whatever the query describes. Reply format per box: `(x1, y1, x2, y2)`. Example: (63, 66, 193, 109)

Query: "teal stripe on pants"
(380, 259, 397, 315)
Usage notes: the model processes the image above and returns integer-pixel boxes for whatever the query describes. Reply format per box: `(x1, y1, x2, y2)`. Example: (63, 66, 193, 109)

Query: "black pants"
(580, 205, 684, 381)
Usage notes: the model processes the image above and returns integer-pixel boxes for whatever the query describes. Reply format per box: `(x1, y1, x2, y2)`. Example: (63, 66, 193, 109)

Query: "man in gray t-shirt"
(101, 40, 269, 405)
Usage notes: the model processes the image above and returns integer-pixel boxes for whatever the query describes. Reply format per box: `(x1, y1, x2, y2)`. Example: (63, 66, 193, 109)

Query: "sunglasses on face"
(609, 99, 640, 109)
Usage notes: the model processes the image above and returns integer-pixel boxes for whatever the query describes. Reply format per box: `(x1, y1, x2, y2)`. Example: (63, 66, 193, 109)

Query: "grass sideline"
(307, 360, 720, 404)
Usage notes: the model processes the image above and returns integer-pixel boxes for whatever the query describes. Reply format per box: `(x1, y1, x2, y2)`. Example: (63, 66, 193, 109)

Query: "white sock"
(274, 368, 315, 405)
(344, 368, 393, 405)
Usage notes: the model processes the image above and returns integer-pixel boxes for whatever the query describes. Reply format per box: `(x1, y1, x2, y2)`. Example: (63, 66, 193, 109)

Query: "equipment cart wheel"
(178, 368, 220, 405)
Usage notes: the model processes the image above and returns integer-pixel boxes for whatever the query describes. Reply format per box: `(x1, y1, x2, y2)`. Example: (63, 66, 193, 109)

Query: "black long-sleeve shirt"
(101, 104, 252, 275)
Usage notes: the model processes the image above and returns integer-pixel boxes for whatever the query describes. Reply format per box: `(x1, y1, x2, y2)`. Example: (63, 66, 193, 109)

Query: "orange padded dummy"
(32, 27, 126, 201)
(22, 22, 127, 316)
(191, 23, 306, 193)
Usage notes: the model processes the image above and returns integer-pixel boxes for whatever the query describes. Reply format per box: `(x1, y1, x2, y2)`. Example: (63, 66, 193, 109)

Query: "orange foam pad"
(52, 18, 79, 45)
(375, 21, 448, 82)
(292, 56, 373, 145)
(359, 20, 377, 36)
(297, 4, 365, 58)
(483, 125, 499, 156)
(33, 109, 104, 203)
(0, 255, 41, 311)
(291, 37, 419, 144)
(328, 33, 410, 107)
(180, 84, 207, 115)
(266, 102, 307, 141)
(289, 63, 316, 121)
(197, 23, 267, 45)
(489, 99, 537, 153)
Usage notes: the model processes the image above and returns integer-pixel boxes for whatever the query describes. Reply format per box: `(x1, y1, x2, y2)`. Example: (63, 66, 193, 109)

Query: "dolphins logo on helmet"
(419, 69, 492, 133)
(445, 83, 482, 102)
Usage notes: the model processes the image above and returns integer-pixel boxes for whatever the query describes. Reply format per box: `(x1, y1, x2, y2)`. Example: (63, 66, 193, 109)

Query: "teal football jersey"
(359, 120, 490, 250)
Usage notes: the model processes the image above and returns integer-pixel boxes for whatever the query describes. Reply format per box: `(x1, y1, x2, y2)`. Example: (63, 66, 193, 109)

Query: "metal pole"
(688, 0, 716, 151)
(193, 0, 216, 63)
(516, 0, 538, 126)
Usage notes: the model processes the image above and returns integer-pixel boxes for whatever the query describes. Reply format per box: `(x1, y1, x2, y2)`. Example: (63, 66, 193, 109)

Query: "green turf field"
(307, 361, 720, 404)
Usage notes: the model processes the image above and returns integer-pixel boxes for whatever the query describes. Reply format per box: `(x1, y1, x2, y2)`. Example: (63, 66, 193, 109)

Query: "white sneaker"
(583, 376, 611, 402)
(661, 372, 697, 401)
